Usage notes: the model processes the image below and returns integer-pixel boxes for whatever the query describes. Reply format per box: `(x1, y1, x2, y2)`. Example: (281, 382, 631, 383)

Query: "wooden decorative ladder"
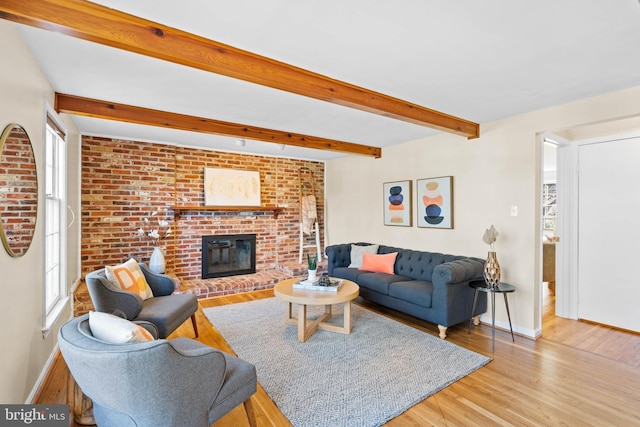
(298, 167, 322, 264)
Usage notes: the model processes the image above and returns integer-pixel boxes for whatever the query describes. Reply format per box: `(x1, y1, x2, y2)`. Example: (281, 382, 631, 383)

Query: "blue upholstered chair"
(85, 263, 199, 339)
(58, 314, 258, 427)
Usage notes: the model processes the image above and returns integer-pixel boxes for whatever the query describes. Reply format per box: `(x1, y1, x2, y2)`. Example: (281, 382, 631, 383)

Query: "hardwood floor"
(36, 286, 640, 426)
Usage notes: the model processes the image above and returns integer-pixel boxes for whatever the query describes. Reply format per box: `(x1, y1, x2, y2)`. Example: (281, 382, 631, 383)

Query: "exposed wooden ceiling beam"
(55, 93, 382, 158)
(0, 0, 479, 139)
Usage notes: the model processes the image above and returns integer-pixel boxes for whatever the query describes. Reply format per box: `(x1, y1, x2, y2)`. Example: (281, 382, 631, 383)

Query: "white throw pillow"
(88, 311, 154, 344)
(105, 258, 154, 300)
(348, 244, 379, 268)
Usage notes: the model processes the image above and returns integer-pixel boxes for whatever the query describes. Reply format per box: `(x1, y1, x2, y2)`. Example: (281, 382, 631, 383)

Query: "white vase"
(308, 269, 317, 282)
(149, 246, 166, 274)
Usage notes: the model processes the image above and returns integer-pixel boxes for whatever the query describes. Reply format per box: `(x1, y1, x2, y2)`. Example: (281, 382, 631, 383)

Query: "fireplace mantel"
(172, 205, 283, 218)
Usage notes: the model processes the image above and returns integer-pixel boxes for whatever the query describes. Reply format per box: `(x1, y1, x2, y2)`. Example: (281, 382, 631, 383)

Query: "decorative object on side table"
(135, 207, 172, 273)
(482, 224, 500, 288)
(307, 252, 318, 282)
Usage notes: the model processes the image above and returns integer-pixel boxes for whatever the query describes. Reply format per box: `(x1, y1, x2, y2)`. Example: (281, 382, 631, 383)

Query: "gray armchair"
(59, 314, 257, 427)
(85, 263, 199, 339)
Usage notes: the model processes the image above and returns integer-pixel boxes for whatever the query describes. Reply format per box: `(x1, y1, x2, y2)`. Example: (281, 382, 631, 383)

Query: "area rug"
(203, 298, 490, 427)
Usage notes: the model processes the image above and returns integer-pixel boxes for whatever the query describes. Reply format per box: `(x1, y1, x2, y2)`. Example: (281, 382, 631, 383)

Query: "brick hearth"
(73, 259, 327, 316)
(179, 259, 326, 298)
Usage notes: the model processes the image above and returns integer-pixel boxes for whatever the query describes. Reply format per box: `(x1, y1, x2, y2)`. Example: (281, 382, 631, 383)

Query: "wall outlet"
(510, 206, 518, 217)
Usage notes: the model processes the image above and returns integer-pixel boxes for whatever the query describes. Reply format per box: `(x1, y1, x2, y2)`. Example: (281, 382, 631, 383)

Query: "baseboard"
(478, 314, 538, 340)
(70, 277, 81, 293)
(26, 344, 60, 404)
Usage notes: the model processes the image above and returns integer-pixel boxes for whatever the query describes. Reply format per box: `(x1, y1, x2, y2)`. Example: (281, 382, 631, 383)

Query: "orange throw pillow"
(105, 258, 154, 300)
(359, 252, 398, 274)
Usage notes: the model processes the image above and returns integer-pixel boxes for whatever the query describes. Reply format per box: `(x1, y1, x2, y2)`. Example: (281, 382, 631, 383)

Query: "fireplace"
(201, 234, 256, 279)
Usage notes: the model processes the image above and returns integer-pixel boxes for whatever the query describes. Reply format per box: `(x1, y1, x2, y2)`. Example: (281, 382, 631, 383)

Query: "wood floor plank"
(37, 288, 640, 426)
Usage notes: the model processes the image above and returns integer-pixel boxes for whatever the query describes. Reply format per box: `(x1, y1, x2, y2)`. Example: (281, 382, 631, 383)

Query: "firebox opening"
(201, 234, 256, 279)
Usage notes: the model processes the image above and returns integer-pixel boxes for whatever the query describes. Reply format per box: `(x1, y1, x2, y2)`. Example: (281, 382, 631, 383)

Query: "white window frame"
(43, 106, 69, 335)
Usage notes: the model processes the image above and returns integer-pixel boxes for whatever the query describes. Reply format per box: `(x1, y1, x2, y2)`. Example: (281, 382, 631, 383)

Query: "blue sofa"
(325, 243, 487, 338)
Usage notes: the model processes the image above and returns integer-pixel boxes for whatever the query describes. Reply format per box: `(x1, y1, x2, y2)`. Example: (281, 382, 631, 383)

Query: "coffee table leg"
(286, 302, 293, 322)
(298, 304, 307, 342)
(343, 301, 352, 334)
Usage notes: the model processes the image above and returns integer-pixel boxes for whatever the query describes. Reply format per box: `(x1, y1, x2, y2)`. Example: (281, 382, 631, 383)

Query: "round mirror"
(0, 124, 38, 257)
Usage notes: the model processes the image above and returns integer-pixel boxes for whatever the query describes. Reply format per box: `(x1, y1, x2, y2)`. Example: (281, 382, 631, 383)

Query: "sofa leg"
(243, 397, 257, 427)
(190, 314, 199, 338)
(473, 315, 481, 326)
(438, 325, 448, 339)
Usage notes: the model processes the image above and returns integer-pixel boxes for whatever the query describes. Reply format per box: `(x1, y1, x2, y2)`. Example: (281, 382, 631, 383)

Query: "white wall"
(326, 85, 640, 338)
(0, 21, 81, 403)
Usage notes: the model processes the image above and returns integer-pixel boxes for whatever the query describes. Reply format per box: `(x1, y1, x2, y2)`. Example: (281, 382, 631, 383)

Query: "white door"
(578, 136, 640, 332)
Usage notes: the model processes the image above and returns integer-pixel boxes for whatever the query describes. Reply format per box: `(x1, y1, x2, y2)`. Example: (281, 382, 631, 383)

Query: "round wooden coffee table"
(274, 277, 359, 342)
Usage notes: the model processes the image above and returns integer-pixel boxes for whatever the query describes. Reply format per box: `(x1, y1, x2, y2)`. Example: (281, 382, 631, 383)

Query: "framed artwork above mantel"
(204, 168, 261, 207)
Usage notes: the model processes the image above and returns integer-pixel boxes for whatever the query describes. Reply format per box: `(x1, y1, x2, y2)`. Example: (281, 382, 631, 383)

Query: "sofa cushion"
(332, 267, 362, 283)
(348, 244, 379, 268)
(357, 272, 410, 295)
(388, 280, 434, 308)
(380, 246, 459, 282)
(360, 252, 397, 274)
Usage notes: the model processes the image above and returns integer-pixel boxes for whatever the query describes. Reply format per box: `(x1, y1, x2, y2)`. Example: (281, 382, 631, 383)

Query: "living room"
(2, 1, 640, 426)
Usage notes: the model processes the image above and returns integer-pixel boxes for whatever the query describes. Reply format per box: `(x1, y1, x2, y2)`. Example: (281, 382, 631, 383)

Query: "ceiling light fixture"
(278, 144, 286, 151)
(236, 138, 246, 147)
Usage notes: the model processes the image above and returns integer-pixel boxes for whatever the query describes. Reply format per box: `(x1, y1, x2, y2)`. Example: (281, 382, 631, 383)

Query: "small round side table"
(467, 280, 515, 352)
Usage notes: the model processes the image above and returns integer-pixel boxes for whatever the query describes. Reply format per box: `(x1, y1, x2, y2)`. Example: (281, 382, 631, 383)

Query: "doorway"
(541, 116, 640, 334)
(541, 137, 559, 325)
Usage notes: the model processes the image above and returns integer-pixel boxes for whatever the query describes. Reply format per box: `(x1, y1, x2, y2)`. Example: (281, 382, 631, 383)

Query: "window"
(43, 115, 68, 332)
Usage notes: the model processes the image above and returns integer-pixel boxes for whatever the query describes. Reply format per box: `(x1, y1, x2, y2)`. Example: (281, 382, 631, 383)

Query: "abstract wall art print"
(416, 176, 453, 229)
(383, 180, 412, 226)
(204, 168, 261, 206)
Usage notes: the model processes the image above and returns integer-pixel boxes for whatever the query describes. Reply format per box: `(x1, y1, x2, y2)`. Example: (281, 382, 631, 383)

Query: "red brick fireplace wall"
(81, 136, 325, 282)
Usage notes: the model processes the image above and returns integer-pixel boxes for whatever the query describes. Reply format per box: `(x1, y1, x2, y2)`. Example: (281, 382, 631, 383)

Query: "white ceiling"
(14, 0, 640, 161)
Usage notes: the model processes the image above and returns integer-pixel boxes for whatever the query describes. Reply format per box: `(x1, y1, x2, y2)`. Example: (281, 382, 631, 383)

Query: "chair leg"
(68, 371, 95, 425)
(243, 397, 257, 427)
(190, 314, 199, 338)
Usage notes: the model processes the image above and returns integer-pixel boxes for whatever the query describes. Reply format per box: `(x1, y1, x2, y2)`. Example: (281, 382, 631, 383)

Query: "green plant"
(307, 253, 318, 270)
